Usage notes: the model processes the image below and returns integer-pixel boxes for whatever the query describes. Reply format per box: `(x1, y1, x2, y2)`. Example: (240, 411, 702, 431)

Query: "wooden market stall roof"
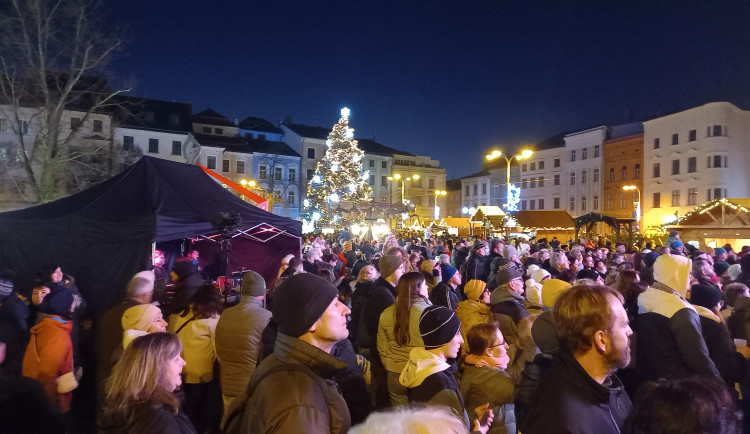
(469, 206, 506, 223)
(483, 210, 575, 230)
(440, 217, 481, 228)
(665, 198, 750, 229)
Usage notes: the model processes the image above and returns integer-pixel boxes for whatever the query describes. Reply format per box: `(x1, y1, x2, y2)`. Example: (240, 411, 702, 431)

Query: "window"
(570, 172, 575, 185)
(688, 157, 696, 173)
(521, 179, 527, 189)
(607, 194, 614, 209)
(714, 188, 723, 200)
(259, 165, 267, 179)
(709, 125, 724, 137)
(222, 159, 230, 172)
(570, 150, 576, 162)
(473, 185, 478, 195)
(713, 155, 722, 168)
(653, 163, 660, 178)
(671, 133, 678, 145)
(123, 136, 134, 150)
(382, 161, 387, 169)
(654, 138, 660, 149)
(593, 168, 599, 182)
(609, 168, 615, 182)
(369, 159, 375, 168)
(530, 200, 536, 210)
(521, 164, 527, 172)
(530, 162, 536, 171)
(581, 196, 587, 211)
(672, 159, 680, 175)
(539, 198, 545, 210)
(529, 178, 536, 188)
(689, 129, 696, 141)
(202, 126, 211, 133)
(653, 192, 661, 208)
(582, 170, 587, 184)
(429, 179, 435, 189)
(522, 200, 527, 211)
(428, 196, 435, 205)
(671, 190, 680, 207)
(307, 169, 314, 180)
(413, 178, 422, 188)
(466, 185, 470, 196)
(569, 198, 575, 212)
(288, 168, 296, 182)
(554, 197, 560, 208)
(539, 161, 545, 170)
(172, 141, 181, 155)
(593, 195, 599, 210)
(93, 120, 103, 132)
(148, 138, 159, 153)
(274, 167, 282, 180)
(688, 188, 697, 205)
(273, 191, 282, 202)
(236, 161, 245, 174)
(634, 164, 640, 179)
(554, 158, 560, 168)
(381, 176, 387, 187)
(539, 177, 544, 187)
(620, 193, 626, 209)
(169, 114, 179, 126)
(482, 183, 487, 194)
(369, 175, 374, 185)
(0, 118, 6, 132)
(620, 165, 627, 181)
(307, 148, 315, 159)
(288, 191, 295, 205)
(214, 128, 223, 135)
(206, 156, 216, 170)
(71, 117, 82, 130)
(594, 145, 600, 158)
(554, 174, 560, 185)
(582, 148, 588, 160)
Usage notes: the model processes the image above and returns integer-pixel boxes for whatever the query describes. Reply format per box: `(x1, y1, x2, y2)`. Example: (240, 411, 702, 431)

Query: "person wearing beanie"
(23, 289, 76, 413)
(455, 280, 491, 356)
(430, 264, 462, 311)
(728, 264, 743, 282)
(120, 304, 167, 350)
(490, 266, 534, 351)
(525, 266, 550, 307)
(502, 245, 520, 266)
(714, 261, 731, 280)
(238, 273, 352, 433)
(164, 261, 205, 319)
(215, 270, 272, 418)
(636, 254, 720, 386)
(399, 305, 486, 431)
(576, 268, 604, 284)
(465, 241, 490, 282)
(714, 247, 728, 262)
(420, 259, 442, 293)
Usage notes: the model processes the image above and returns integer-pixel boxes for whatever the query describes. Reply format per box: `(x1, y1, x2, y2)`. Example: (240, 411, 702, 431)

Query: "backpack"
(223, 362, 330, 433)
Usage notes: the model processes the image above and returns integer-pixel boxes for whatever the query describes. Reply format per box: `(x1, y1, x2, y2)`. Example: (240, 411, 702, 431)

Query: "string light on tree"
(303, 107, 373, 228)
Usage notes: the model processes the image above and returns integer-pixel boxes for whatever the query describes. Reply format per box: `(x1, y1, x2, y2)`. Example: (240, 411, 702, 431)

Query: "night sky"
(109, 1, 750, 179)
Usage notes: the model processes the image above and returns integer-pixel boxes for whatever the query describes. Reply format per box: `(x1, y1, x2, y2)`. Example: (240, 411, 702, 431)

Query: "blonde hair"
(357, 265, 379, 283)
(103, 332, 183, 420)
(350, 406, 468, 433)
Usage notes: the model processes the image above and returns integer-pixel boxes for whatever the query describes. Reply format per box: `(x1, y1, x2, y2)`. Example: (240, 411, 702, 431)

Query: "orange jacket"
(23, 316, 74, 413)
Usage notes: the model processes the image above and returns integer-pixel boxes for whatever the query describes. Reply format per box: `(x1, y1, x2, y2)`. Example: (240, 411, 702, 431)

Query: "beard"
(604, 338, 631, 371)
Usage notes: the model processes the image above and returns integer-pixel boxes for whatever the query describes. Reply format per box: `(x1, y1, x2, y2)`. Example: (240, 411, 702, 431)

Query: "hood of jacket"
(490, 285, 524, 305)
(399, 347, 451, 388)
(31, 314, 73, 334)
(456, 299, 490, 319)
(693, 305, 721, 323)
(123, 329, 149, 349)
(653, 254, 692, 297)
(274, 332, 349, 379)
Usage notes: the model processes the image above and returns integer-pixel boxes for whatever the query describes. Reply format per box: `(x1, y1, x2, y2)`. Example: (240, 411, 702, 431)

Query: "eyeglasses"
(489, 340, 506, 348)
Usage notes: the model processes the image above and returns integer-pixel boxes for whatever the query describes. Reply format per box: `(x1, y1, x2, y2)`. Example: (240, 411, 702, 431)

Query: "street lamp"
(485, 148, 534, 211)
(433, 189, 447, 221)
(623, 185, 641, 232)
(387, 173, 420, 205)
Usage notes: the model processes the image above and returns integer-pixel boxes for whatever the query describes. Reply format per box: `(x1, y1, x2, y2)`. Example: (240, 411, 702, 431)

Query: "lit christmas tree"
(303, 107, 372, 229)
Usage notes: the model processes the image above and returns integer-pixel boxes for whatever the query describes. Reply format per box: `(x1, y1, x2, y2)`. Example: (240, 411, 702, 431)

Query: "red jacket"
(23, 316, 74, 413)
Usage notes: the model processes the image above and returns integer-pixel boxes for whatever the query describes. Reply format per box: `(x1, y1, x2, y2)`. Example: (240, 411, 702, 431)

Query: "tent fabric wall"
(0, 156, 301, 315)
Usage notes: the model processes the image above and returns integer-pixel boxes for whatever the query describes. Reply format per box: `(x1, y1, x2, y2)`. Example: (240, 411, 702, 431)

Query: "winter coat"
(694, 305, 747, 395)
(99, 402, 197, 434)
(96, 299, 139, 387)
(490, 287, 530, 347)
(22, 316, 74, 413)
(239, 332, 351, 433)
(0, 293, 30, 376)
(430, 282, 461, 311)
(168, 308, 220, 384)
(464, 254, 489, 283)
(359, 277, 397, 354)
(0, 375, 66, 433)
(400, 347, 470, 429)
(459, 365, 515, 434)
(377, 297, 431, 373)
(520, 351, 631, 434)
(636, 286, 720, 385)
(728, 296, 750, 340)
(456, 299, 491, 355)
(215, 296, 272, 401)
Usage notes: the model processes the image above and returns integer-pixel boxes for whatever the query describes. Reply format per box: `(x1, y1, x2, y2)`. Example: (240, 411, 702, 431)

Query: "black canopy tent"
(0, 156, 301, 315)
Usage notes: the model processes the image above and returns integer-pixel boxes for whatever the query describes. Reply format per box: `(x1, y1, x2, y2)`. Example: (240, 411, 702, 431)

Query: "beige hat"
(122, 304, 162, 332)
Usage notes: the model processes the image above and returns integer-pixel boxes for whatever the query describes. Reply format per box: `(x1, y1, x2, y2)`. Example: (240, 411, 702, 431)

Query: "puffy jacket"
(215, 296, 272, 401)
(168, 308, 220, 384)
(464, 254, 489, 282)
(460, 365, 515, 434)
(238, 332, 351, 433)
(456, 299, 491, 355)
(520, 351, 631, 434)
(636, 285, 720, 385)
(377, 297, 431, 373)
(22, 315, 74, 413)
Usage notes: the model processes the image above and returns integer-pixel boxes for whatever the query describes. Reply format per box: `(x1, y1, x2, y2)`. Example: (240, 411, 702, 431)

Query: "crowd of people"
(1, 230, 750, 433)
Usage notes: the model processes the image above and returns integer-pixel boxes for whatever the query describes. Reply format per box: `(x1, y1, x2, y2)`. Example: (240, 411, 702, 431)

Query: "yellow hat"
(464, 279, 487, 301)
(541, 279, 572, 308)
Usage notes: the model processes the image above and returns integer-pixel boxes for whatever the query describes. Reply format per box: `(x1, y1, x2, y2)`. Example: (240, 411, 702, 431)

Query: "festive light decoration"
(658, 198, 750, 232)
(303, 108, 373, 227)
(506, 184, 521, 212)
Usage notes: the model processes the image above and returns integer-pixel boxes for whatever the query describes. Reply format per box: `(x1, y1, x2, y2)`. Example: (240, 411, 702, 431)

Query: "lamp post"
(433, 189, 446, 221)
(485, 148, 534, 211)
(387, 173, 420, 205)
(622, 185, 641, 233)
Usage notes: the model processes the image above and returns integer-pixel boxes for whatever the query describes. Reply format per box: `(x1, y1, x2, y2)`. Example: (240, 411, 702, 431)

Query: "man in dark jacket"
(490, 267, 530, 347)
(430, 265, 462, 310)
(464, 241, 490, 282)
(232, 273, 352, 433)
(521, 284, 632, 434)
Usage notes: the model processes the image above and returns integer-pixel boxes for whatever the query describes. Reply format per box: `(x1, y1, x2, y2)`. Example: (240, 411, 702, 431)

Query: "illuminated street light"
(623, 185, 641, 233)
(433, 189, 447, 220)
(484, 148, 534, 211)
(387, 173, 421, 205)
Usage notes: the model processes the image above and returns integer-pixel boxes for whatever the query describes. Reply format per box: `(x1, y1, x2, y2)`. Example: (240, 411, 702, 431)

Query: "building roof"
(511, 210, 575, 230)
(357, 138, 414, 157)
(192, 108, 235, 127)
(193, 132, 247, 151)
(607, 122, 643, 140)
(113, 96, 193, 133)
(247, 138, 300, 157)
(238, 117, 283, 134)
(446, 179, 462, 191)
(283, 123, 331, 139)
(534, 131, 568, 150)
(458, 169, 491, 180)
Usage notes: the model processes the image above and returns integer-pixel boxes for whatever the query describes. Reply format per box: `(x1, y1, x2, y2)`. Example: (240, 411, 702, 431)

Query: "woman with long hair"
(100, 332, 195, 433)
(614, 270, 645, 327)
(376, 271, 431, 406)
